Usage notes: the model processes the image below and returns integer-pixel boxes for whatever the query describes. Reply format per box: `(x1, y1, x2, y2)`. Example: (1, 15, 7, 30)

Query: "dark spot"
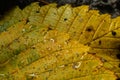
(64, 18, 67, 21)
(19, 20, 21, 22)
(86, 28, 92, 32)
(119, 64, 120, 67)
(99, 40, 102, 45)
(93, 69, 97, 72)
(116, 78, 120, 80)
(55, 54, 60, 58)
(73, 32, 76, 34)
(86, 42, 91, 46)
(86, 26, 93, 32)
(1, 45, 4, 47)
(26, 18, 30, 24)
(117, 45, 120, 51)
(14, 50, 21, 55)
(31, 46, 36, 49)
(53, 12, 56, 15)
(76, 53, 79, 57)
(32, 67, 35, 69)
(64, 64, 68, 66)
(36, 10, 39, 13)
(116, 54, 120, 59)
(91, 53, 96, 55)
(47, 27, 53, 31)
(14, 39, 20, 43)
(48, 69, 53, 72)
(112, 31, 116, 36)
(85, 62, 88, 64)
(79, 69, 81, 71)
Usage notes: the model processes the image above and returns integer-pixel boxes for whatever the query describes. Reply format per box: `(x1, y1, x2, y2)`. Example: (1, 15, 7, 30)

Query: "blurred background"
(0, 0, 120, 18)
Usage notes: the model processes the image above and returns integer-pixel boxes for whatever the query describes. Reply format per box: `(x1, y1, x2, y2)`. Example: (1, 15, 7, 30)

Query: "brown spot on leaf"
(36, 10, 39, 13)
(99, 40, 102, 45)
(64, 18, 67, 21)
(86, 26, 94, 32)
(112, 31, 116, 36)
(116, 54, 120, 59)
(26, 18, 30, 24)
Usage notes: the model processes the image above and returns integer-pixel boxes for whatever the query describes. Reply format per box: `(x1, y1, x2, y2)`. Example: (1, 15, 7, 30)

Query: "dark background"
(0, 0, 120, 18)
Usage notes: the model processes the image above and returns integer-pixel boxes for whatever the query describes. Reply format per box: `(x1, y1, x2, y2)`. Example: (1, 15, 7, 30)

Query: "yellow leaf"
(0, 30, 117, 80)
(0, 7, 23, 32)
(0, 2, 119, 80)
(21, 3, 120, 77)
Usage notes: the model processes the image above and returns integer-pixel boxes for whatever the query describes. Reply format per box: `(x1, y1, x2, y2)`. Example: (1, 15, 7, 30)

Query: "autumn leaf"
(0, 2, 120, 80)
(21, 2, 120, 77)
(0, 30, 117, 80)
(0, 6, 23, 32)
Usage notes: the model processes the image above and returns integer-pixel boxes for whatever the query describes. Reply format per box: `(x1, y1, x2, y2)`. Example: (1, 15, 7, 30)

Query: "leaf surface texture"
(0, 2, 119, 80)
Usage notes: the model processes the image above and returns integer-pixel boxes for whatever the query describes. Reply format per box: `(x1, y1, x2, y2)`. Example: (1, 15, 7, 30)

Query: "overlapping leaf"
(0, 30, 117, 80)
(0, 2, 120, 80)
(0, 7, 23, 32)
(21, 2, 120, 77)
